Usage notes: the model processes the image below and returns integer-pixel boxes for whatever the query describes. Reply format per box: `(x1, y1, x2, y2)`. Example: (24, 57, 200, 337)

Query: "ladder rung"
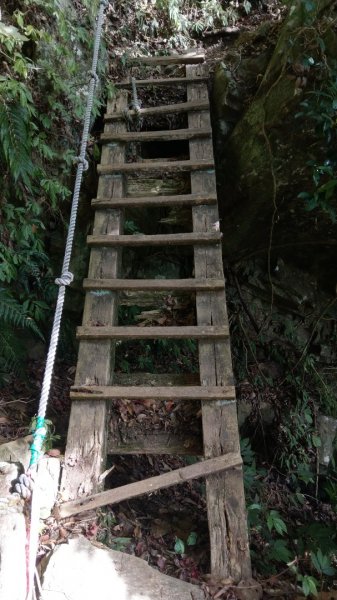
(76, 325, 229, 340)
(98, 159, 214, 175)
(83, 278, 224, 291)
(71, 385, 235, 401)
(116, 76, 208, 88)
(105, 100, 209, 121)
(91, 193, 217, 209)
(107, 432, 203, 456)
(87, 232, 222, 247)
(100, 128, 212, 143)
(128, 53, 205, 66)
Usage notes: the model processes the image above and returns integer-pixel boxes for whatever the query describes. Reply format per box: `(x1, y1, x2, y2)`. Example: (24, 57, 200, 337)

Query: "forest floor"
(1, 0, 337, 598)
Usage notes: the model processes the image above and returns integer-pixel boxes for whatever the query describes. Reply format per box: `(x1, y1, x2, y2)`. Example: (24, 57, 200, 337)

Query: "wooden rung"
(128, 53, 205, 66)
(83, 278, 225, 291)
(56, 453, 242, 518)
(100, 128, 212, 143)
(105, 100, 209, 121)
(98, 159, 214, 175)
(114, 372, 200, 386)
(70, 385, 235, 401)
(107, 432, 203, 456)
(76, 325, 229, 340)
(87, 232, 222, 247)
(91, 193, 217, 209)
(116, 76, 208, 88)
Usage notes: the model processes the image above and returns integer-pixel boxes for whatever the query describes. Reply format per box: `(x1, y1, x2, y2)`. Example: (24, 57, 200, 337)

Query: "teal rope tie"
(29, 416, 47, 468)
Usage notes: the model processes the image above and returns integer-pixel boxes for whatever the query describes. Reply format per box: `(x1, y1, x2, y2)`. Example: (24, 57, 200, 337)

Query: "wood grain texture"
(76, 325, 229, 340)
(98, 159, 214, 174)
(188, 64, 251, 581)
(101, 128, 211, 143)
(61, 92, 127, 501)
(128, 53, 205, 66)
(107, 431, 203, 456)
(83, 278, 224, 291)
(70, 385, 236, 401)
(92, 193, 217, 209)
(87, 232, 221, 247)
(57, 453, 242, 518)
(105, 100, 209, 121)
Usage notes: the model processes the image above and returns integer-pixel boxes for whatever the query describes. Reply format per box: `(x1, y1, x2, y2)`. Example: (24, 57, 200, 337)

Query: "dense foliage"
(0, 0, 105, 381)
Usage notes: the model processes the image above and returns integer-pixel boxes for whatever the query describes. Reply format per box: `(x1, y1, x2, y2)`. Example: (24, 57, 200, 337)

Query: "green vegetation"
(0, 0, 106, 382)
(2, 0, 337, 593)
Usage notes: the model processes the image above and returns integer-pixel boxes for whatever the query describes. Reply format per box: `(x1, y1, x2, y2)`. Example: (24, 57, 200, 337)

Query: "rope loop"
(89, 70, 99, 84)
(15, 472, 35, 500)
(55, 271, 74, 286)
(74, 155, 89, 171)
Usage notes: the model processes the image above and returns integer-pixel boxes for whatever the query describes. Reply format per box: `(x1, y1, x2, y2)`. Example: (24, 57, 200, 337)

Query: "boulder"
(42, 535, 206, 600)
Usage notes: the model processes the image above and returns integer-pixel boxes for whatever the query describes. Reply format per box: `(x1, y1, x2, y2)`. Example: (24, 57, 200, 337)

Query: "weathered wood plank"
(57, 453, 242, 518)
(87, 232, 221, 247)
(83, 278, 224, 291)
(76, 325, 229, 340)
(188, 64, 251, 581)
(116, 76, 207, 87)
(107, 431, 203, 456)
(128, 52, 205, 66)
(98, 159, 214, 175)
(92, 193, 217, 209)
(105, 100, 209, 121)
(101, 128, 211, 143)
(113, 372, 200, 386)
(70, 385, 236, 401)
(61, 92, 128, 501)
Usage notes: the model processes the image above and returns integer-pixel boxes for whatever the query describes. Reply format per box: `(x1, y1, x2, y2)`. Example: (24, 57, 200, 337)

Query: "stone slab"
(42, 536, 206, 600)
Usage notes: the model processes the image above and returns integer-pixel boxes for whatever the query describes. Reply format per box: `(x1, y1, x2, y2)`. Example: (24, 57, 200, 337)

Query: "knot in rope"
(15, 471, 35, 500)
(74, 155, 89, 171)
(89, 70, 99, 84)
(131, 77, 141, 113)
(55, 271, 74, 286)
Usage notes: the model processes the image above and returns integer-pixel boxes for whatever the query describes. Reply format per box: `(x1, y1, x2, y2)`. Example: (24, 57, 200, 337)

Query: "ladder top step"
(128, 53, 205, 66)
(98, 159, 214, 175)
(87, 232, 222, 247)
(70, 385, 236, 401)
(100, 128, 212, 143)
(105, 100, 209, 121)
(83, 278, 225, 291)
(116, 76, 208, 88)
(91, 193, 217, 209)
(77, 325, 229, 340)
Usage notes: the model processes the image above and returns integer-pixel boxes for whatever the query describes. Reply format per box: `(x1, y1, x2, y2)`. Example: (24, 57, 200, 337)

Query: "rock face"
(0, 463, 26, 600)
(42, 536, 206, 600)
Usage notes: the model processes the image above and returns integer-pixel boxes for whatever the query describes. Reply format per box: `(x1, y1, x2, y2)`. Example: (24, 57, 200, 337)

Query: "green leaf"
(301, 575, 318, 597)
(187, 532, 197, 546)
(0, 22, 28, 42)
(312, 434, 321, 448)
(269, 539, 292, 563)
(174, 538, 185, 555)
(267, 510, 287, 536)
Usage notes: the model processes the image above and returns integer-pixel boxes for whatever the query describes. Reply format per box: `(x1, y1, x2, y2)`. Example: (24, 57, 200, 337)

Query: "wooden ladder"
(60, 51, 251, 582)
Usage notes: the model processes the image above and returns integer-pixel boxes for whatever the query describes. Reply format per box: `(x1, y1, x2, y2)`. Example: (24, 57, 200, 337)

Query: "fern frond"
(0, 288, 43, 339)
(0, 101, 35, 184)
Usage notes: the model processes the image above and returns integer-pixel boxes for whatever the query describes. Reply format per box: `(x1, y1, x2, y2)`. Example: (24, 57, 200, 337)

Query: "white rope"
(25, 2, 109, 598)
